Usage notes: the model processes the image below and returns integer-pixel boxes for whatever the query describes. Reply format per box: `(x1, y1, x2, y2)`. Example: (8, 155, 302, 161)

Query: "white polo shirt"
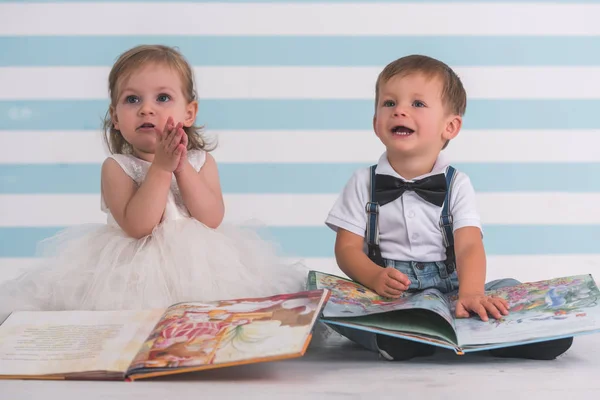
(325, 152, 482, 262)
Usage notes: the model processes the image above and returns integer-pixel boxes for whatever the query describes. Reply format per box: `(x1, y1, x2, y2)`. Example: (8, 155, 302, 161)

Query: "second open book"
(308, 270, 600, 354)
(0, 289, 330, 381)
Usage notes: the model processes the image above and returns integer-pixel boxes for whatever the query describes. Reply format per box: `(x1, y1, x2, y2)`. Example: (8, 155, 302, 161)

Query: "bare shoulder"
(203, 152, 217, 168)
(101, 157, 132, 183)
(101, 157, 137, 206)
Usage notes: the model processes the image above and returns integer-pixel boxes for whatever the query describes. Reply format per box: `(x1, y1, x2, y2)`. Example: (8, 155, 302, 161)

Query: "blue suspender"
(366, 165, 384, 266)
(365, 165, 457, 272)
(440, 166, 457, 273)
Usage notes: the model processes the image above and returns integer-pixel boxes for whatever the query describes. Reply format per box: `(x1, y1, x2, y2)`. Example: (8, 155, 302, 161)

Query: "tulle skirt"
(0, 218, 310, 313)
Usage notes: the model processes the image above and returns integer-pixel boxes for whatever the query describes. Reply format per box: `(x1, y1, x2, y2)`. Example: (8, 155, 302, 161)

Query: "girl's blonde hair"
(102, 44, 214, 154)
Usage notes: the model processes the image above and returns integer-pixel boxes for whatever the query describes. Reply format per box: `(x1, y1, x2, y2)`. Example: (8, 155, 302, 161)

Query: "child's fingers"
(161, 117, 174, 141)
(455, 302, 470, 319)
(180, 127, 188, 147)
(381, 287, 402, 299)
(388, 268, 411, 287)
(384, 278, 408, 292)
(174, 143, 184, 156)
(482, 300, 503, 320)
(472, 303, 489, 322)
(166, 123, 183, 151)
(384, 281, 405, 295)
(490, 298, 509, 316)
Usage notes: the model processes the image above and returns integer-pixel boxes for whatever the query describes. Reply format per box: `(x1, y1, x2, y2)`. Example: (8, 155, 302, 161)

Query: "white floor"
(2, 330, 600, 400)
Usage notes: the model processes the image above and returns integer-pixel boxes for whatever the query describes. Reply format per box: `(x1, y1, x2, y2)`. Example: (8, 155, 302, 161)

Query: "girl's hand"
(153, 117, 185, 173)
(174, 125, 189, 174)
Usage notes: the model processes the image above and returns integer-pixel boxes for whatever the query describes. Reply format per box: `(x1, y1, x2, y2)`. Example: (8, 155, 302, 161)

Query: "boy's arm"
(335, 228, 410, 298)
(174, 153, 225, 229)
(454, 227, 508, 321)
(454, 227, 486, 296)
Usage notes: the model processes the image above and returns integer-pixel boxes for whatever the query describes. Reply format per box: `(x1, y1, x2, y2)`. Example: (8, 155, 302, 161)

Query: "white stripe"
(1, 3, 599, 36)
(1, 256, 598, 287)
(3, 66, 600, 100)
(1, 129, 599, 164)
(1, 193, 599, 227)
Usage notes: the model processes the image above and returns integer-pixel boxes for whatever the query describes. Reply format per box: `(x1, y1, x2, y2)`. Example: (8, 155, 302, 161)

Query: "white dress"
(0, 150, 309, 313)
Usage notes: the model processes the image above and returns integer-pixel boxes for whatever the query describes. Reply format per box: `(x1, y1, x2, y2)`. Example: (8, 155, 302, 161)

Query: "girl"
(0, 45, 308, 312)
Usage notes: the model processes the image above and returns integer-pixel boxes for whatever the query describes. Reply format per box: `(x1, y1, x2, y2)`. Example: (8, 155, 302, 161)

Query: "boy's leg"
(375, 334, 436, 361)
(328, 324, 436, 361)
(484, 278, 574, 360)
(489, 337, 573, 360)
(369, 260, 456, 361)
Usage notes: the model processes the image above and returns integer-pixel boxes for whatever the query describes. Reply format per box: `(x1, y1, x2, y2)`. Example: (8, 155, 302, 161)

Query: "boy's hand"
(455, 293, 509, 322)
(371, 267, 411, 299)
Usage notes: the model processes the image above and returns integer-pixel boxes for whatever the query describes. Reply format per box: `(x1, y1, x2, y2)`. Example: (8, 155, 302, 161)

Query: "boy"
(325, 55, 573, 361)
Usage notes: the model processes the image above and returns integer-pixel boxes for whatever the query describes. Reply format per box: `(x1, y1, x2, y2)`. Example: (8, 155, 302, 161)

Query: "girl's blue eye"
(383, 100, 395, 107)
(413, 100, 425, 108)
(157, 94, 171, 102)
(125, 95, 139, 104)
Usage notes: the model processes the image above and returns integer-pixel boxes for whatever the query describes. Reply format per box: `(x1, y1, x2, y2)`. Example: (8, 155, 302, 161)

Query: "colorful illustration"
(311, 272, 403, 312)
(453, 275, 600, 347)
(310, 271, 600, 350)
(309, 271, 455, 326)
(128, 291, 325, 371)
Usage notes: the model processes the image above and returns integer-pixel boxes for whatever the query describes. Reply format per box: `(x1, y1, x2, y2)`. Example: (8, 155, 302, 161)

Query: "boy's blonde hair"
(375, 55, 466, 149)
(103, 44, 213, 154)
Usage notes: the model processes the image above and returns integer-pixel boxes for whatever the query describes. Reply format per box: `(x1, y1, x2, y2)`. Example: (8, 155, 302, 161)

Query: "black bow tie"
(374, 173, 447, 207)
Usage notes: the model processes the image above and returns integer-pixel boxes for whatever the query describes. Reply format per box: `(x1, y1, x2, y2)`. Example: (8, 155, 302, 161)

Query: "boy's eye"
(125, 95, 139, 104)
(157, 94, 171, 102)
(412, 100, 426, 108)
(383, 100, 395, 107)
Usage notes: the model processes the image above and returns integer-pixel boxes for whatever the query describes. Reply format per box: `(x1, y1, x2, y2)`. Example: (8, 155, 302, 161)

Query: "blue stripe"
(2, 100, 600, 130)
(1, 163, 599, 194)
(3, 0, 597, 2)
(2, 36, 600, 67)
(1, 226, 599, 258)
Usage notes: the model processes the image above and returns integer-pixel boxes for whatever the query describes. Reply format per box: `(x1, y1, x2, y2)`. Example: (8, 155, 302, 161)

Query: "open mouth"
(137, 123, 155, 130)
(391, 125, 415, 136)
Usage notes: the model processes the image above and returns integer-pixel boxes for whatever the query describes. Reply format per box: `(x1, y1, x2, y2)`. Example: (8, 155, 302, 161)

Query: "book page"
(334, 308, 458, 345)
(453, 275, 600, 347)
(126, 290, 329, 377)
(308, 271, 455, 328)
(0, 309, 163, 377)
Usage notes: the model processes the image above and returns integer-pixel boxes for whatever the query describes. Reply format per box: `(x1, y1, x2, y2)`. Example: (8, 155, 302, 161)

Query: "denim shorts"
(383, 259, 459, 294)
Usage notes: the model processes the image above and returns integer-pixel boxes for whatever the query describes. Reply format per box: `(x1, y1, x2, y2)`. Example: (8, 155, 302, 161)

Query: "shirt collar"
(375, 151, 450, 181)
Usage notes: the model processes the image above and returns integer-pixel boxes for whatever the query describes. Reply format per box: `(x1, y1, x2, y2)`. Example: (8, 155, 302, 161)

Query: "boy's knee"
(485, 278, 521, 291)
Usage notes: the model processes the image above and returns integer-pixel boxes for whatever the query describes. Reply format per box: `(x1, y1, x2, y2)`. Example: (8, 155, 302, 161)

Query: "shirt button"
(412, 233, 419, 240)
(408, 211, 415, 218)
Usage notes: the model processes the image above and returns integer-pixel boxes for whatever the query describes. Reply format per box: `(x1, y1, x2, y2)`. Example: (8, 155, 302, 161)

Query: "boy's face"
(373, 72, 461, 159)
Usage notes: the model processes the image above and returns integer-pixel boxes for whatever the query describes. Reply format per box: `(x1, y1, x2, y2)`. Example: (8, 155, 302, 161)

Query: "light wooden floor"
(2, 330, 599, 399)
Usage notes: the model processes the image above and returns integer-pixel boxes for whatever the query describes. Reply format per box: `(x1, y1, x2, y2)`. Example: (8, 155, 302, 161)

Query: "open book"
(0, 289, 330, 381)
(308, 271, 600, 354)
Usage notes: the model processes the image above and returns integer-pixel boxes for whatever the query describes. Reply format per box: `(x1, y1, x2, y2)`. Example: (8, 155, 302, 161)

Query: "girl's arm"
(101, 159, 172, 239)
(174, 153, 225, 228)
(101, 121, 184, 239)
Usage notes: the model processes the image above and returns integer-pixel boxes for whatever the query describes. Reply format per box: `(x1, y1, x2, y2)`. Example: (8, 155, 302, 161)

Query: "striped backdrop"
(1, 1, 600, 285)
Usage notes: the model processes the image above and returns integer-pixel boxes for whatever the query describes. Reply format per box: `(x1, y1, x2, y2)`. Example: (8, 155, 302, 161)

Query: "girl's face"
(111, 63, 197, 160)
